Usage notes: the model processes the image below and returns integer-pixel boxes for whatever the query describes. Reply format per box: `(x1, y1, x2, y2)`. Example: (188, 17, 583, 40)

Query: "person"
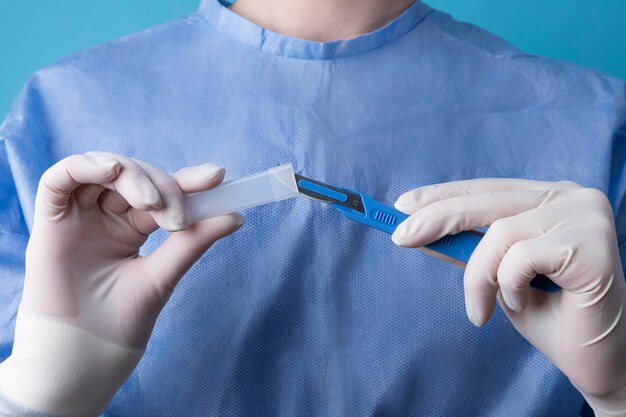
(0, 0, 625, 415)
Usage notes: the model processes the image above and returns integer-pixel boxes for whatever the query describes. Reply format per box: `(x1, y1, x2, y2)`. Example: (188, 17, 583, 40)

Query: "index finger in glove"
(391, 189, 549, 248)
(129, 158, 188, 232)
(86, 151, 166, 213)
(36, 154, 121, 218)
(129, 163, 226, 236)
(394, 178, 579, 215)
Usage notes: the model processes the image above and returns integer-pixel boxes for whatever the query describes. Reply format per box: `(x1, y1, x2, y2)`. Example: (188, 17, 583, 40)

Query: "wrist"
(0, 309, 143, 417)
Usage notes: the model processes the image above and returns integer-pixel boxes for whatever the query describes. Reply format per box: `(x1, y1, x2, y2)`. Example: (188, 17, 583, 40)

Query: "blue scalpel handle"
(332, 193, 561, 293)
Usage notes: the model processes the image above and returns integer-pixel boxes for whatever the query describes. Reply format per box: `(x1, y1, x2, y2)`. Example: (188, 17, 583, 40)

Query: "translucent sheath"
(185, 164, 299, 223)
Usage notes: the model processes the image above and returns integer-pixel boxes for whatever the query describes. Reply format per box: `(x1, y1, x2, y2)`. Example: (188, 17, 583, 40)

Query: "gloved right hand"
(0, 152, 244, 417)
(392, 178, 626, 417)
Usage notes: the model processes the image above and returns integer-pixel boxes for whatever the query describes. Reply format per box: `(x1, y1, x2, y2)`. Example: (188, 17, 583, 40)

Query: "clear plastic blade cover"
(185, 164, 298, 224)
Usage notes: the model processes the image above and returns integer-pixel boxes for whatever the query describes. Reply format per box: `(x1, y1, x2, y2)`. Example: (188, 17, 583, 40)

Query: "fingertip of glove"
(391, 226, 409, 246)
(501, 292, 523, 313)
(167, 213, 188, 232)
(206, 165, 226, 182)
(394, 196, 412, 213)
(89, 155, 122, 177)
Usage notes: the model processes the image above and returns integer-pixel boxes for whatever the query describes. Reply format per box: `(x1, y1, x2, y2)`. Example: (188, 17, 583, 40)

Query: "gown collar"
(197, 0, 432, 60)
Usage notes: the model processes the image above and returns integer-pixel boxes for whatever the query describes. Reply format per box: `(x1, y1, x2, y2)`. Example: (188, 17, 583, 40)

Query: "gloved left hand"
(0, 152, 244, 417)
(391, 179, 626, 417)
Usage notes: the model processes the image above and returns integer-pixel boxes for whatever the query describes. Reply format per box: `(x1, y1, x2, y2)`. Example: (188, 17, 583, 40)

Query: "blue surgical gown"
(1, 1, 626, 416)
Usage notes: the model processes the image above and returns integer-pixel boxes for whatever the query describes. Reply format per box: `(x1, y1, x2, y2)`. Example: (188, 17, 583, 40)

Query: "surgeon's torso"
(5, 1, 626, 416)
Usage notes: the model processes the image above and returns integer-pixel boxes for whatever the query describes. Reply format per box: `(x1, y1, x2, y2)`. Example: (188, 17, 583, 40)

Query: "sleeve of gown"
(0, 112, 30, 360)
(0, 77, 60, 417)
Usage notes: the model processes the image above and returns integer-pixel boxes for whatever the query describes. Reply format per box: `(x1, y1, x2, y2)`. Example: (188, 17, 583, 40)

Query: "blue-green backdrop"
(1, 0, 625, 118)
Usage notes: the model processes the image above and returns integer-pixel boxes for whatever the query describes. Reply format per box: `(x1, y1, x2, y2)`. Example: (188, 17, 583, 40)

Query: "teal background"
(1, 0, 625, 118)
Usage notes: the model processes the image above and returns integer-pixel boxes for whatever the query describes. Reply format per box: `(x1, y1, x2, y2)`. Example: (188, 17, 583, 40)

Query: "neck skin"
(230, 0, 416, 42)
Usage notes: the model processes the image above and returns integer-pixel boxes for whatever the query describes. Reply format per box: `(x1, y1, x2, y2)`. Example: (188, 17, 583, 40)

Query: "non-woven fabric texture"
(1, 0, 626, 415)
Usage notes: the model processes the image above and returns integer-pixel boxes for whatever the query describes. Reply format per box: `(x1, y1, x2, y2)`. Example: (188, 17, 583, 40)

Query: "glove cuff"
(0, 309, 143, 417)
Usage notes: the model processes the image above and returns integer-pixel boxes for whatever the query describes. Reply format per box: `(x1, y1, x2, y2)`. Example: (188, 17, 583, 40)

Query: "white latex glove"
(0, 152, 244, 417)
(391, 179, 626, 417)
